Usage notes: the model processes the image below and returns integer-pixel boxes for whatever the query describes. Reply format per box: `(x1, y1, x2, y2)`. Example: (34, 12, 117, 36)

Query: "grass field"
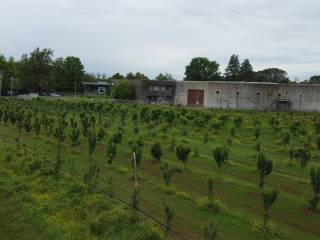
(0, 98, 319, 240)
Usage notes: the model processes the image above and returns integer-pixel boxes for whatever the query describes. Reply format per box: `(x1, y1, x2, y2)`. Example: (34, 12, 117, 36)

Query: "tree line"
(1, 48, 319, 96)
(184, 55, 320, 84)
(0, 48, 175, 96)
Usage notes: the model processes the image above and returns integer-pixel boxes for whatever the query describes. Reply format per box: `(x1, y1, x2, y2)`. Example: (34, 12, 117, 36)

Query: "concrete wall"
(175, 81, 320, 112)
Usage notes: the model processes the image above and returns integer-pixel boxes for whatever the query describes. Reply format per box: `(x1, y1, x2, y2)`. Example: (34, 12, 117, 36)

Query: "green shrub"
(252, 220, 283, 240)
(112, 81, 136, 100)
(196, 197, 224, 213)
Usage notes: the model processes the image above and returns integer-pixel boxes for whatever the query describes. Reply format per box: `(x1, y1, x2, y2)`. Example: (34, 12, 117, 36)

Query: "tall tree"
(261, 189, 279, 229)
(17, 48, 54, 93)
(255, 68, 289, 83)
(111, 73, 125, 79)
(156, 73, 174, 81)
(225, 54, 241, 81)
(185, 57, 220, 81)
(240, 59, 254, 81)
(134, 72, 149, 80)
(63, 56, 85, 93)
(126, 72, 135, 79)
(257, 152, 273, 191)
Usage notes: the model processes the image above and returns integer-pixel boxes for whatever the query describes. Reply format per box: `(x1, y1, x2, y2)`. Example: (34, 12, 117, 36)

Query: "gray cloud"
(1, 0, 319, 80)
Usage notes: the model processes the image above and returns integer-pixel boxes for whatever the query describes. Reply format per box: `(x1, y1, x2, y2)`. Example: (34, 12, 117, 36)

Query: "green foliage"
(112, 81, 136, 100)
(212, 146, 229, 169)
(112, 131, 123, 144)
(84, 164, 100, 193)
(87, 128, 97, 160)
(69, 117, 80, 147)
(196, 197, 224, 213)
(150, 142, 163, 163)
(106, 138, 117, 166)
(163, 200, 174, 235)
(53, 116, 67, 178)
(203, 132, 209, 144)
(309, 166, 320, 211)
(97, 127, 105, 142)
(160, 163, 182, 186)
(262, 189, 279, 228)
(257, 152, 273, 191)
(203, 222, 218, 240)
(184, 57, 220, 81)
(255, 127, 261, 140)
(225, 54, 241, 81)
(176, 145, 191, 169)
(294, 148, 311, 169)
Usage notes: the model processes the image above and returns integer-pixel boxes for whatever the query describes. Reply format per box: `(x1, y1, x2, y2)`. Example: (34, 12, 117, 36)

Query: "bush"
(252, 220, 283, 240)
(196, 197, 224, 213)
(90, 207, 163, 239)
(157, 184, 192, 200)
(112, 81, 136, 100)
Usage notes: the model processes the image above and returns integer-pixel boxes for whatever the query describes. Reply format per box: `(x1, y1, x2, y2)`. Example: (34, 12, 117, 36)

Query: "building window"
(148, 85, 161, 91)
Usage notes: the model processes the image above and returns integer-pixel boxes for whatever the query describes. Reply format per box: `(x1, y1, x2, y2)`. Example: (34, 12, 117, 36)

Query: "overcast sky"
(1, 0, 319, 80)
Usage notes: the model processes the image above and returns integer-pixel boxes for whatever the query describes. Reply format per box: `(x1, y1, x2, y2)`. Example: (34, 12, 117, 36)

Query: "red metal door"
(187, 90, 204, 107)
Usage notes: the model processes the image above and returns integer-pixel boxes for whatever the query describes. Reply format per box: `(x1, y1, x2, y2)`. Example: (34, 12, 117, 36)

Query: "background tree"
(185, 57, 220, 81)
(176, 145, 191, 169)
(17, 48, 53, 93)
(69, 116, 80, 147)
(304, 75, 320, 84)
(212, 146, 229, 172)
(150, 142, 163, 163)
(156, 73, 174, 81)
(255, 68, 290, 83)
(53, 117, 67, 178)
(134, 72, 149, 80)
(62, 56, 85, 93)
(160, 163, 182, 186)
(261, 189, 279, 229)
(106, 138, 117, 167)
(163, 200, 174, 236)
(257, 152, 273, 191)
(126, 72, 135, 80)
(88, 128, 97, 161)
(84, 164, 100, 193)
(203, 222, 218, 240)
(112, 81, 136, 100)
(294, 148, 311, 169)
(309, 166, 320, 211)
(240, 59, 254, 81)
(225, 54, 241, 81)
(111, 73, 124, 79)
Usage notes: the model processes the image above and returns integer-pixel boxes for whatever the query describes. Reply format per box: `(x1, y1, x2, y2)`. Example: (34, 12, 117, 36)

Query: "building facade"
(113, 79, 320, 112)
(175, 81, 320, 111)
